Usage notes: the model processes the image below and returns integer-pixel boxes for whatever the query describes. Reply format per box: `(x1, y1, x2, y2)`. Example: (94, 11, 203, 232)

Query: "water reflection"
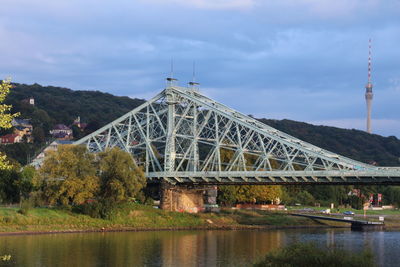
(0, 229, 398, 266)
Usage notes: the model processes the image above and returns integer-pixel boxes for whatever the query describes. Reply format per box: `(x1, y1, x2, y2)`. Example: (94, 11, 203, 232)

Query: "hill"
(1, 82, 400, 167)
(261, 119, 400, 166)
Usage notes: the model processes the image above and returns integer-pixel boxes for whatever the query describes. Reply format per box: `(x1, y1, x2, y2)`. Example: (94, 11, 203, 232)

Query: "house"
(50, 124, 73, 140)
(0, 133, 22, 144)
(11, 118, 33, 143)
(12, 118, 33, 131)
(21, 97, 35, 106)
(30, 140, 74, 169)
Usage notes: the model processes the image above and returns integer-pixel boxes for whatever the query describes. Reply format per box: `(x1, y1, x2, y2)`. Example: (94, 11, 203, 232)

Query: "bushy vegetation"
(34, 145, 146, 215)
(0, 165, 35, 204)
(218, 185, 282, 206)
(0, 79, 20, 169)
(253, 242, 375, 267)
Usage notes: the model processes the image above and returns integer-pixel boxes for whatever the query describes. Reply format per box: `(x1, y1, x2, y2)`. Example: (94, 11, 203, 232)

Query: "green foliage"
(36, 145, 99, 206)
(0, 168, 21, 204)
(218, 185, 282, 205)
(0, 165, 35, 204)
(98, 147, 146, 203)
(381, 186, 400, 207)
(35, 146, 146, 211)
(253, 242, 374, 267)
(7, 82, 144, 133)
(0, 79, 20, 169)
(18, 198, 33, 215)
(218, 186, 237, 206)
(293, 191, 315, 206)
(74, 199, 116, 219)
(350, 195, 364, 210)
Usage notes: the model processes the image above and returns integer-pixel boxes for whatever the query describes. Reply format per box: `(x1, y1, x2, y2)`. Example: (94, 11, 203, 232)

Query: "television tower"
(365, 39, 373, 134)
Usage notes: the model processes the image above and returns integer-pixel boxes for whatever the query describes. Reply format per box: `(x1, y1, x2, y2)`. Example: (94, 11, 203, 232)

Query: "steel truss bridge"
(75, 80, 400, 185)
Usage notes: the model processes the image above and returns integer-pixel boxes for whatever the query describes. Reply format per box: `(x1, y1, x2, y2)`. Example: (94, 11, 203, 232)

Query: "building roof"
(53, 132, 71, 138)
(53, 124, 71, 130)
(12, 118, 31, 126)
(55, 140, 74, 145)
(15, 126, 29, 131)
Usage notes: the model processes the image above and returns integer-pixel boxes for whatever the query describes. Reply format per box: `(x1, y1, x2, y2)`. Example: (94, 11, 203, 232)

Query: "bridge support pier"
(160, 183, 218, 213)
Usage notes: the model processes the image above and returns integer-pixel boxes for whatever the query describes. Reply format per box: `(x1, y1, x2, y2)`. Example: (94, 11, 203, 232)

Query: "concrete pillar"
(160, 183, 205, 213)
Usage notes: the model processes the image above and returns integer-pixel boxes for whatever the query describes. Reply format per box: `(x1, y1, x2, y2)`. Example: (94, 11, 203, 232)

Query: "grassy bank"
(0, 204, 343, 234)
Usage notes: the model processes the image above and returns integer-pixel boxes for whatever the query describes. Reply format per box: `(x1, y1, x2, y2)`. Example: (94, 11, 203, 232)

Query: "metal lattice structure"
(75, 80, 400, 184)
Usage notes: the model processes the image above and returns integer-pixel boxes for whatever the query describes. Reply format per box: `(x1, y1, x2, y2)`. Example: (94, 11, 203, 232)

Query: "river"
(0, 229, 398, 266)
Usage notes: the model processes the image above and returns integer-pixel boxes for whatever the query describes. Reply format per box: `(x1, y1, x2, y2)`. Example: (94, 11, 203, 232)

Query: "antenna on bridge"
(166, 58, 178, 87)
(188, 61, 200, 91)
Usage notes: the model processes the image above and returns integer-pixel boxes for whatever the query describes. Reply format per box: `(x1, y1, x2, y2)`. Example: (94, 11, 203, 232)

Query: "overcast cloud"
(0, 0, 399, 136)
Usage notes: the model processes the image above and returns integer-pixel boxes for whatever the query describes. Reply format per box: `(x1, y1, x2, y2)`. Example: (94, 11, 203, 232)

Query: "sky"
(1, 0, 399, 137)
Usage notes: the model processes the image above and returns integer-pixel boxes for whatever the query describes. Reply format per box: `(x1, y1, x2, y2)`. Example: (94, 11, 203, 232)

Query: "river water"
(0, 229, 398, 266)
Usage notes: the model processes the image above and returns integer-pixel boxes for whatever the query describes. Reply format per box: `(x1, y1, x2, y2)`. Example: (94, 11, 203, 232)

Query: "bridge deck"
(148, 170, 400, 185)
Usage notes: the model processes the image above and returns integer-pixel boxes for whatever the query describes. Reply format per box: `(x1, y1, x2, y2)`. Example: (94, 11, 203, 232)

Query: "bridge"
(74, 79, 400, 211)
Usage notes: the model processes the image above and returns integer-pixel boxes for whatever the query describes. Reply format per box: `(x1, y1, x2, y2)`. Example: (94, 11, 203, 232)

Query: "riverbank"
(0, 203, 349, 235)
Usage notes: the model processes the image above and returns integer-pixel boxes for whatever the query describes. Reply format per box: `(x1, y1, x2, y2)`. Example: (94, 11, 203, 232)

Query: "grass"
(0, 204, 340, 233)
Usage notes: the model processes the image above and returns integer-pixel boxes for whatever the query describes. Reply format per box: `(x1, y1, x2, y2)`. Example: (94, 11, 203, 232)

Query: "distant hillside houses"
(0, 133, 22, 144)
(49, 116, 87, 140)
(50, 124, 73, 140)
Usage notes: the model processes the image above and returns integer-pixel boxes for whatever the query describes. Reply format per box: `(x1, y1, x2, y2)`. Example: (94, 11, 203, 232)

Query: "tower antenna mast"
(365, 39, 374, 134)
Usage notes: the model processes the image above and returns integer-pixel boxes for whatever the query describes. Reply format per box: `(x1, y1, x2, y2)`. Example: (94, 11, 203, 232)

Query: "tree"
(234, 185, 283, 204)
(35, 145, 99, 206)
(97, 147, 146, 203)
(18, 166, 36, 200)
(294, 191, 315, 206)
(0, 79, 19, 169)
(32, 127, 45, 143)
(253, 185, 282, 204)
(218, 186, 237, 206)
(71, 124, 83, 140)
(0, 167, 20, 204)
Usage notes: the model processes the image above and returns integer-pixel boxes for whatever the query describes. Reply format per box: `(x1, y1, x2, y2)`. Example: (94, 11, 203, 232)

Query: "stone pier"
(160, 183, 218, 213)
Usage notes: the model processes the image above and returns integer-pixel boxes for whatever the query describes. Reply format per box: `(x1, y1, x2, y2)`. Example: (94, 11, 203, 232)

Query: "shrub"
(18, 198, 33, 215)
(75, 199, 116, 219)
(253, 242, 374, 267)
